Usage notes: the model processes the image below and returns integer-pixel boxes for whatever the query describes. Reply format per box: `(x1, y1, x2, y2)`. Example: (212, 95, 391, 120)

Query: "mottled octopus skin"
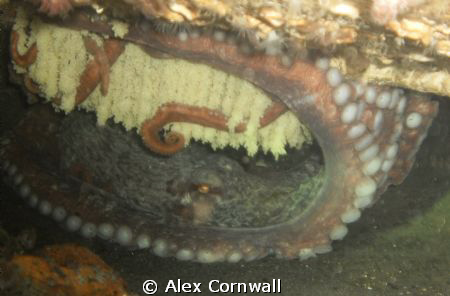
(1, 10, 439, 262)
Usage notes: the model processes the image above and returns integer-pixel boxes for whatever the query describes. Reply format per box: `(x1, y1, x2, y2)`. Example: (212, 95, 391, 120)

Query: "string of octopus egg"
(9, 24, 289, 156)
(1, 13, 438, 262)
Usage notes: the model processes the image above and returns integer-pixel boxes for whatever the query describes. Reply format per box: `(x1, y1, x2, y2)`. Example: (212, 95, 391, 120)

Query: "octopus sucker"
(0, 4, 439, 264)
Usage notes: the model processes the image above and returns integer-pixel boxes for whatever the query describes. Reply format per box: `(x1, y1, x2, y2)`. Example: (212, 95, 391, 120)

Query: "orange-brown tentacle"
(10, 31, 37, 68)
(140, 101, 287, 155)
(75, 37, 125, 106)
(140, 103, 229, 155)
(259, 101, 287, 127)
(23, 75, 40, 95)
(233, 100, 287, 132)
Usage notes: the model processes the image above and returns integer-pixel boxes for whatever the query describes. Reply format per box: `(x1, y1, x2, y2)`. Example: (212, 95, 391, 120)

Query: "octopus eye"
(196, 184, 210, 194)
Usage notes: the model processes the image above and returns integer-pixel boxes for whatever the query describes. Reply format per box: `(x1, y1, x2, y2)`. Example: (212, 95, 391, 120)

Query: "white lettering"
(165, 279, 202, 293)
(209, 279, 281, 293)
(209, 280, 219, 293)
(249, 282, 262, 292)
(165, 280, 177, 292)
(192, 283, 201, 292)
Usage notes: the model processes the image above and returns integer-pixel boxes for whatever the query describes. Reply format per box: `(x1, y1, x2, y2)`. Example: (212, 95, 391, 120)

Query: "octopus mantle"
(0, 7, 439, 263)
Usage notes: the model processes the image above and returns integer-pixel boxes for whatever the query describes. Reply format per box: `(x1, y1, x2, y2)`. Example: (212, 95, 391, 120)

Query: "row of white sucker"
(300, 57, 432, 260)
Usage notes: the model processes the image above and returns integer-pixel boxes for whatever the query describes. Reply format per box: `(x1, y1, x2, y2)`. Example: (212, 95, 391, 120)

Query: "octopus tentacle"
(82, 36, 111, 97)
(1, 10, 439, 263)
(23, 75, 40, 94)
(10, 30, 125, 106)
(10, 31, 37, 68)
(140, 101, 287, 155)
(75, 37, 125, 105)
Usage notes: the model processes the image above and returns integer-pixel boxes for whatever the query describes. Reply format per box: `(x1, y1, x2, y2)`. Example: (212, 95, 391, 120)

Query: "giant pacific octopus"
(0, 1, 439, 263)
